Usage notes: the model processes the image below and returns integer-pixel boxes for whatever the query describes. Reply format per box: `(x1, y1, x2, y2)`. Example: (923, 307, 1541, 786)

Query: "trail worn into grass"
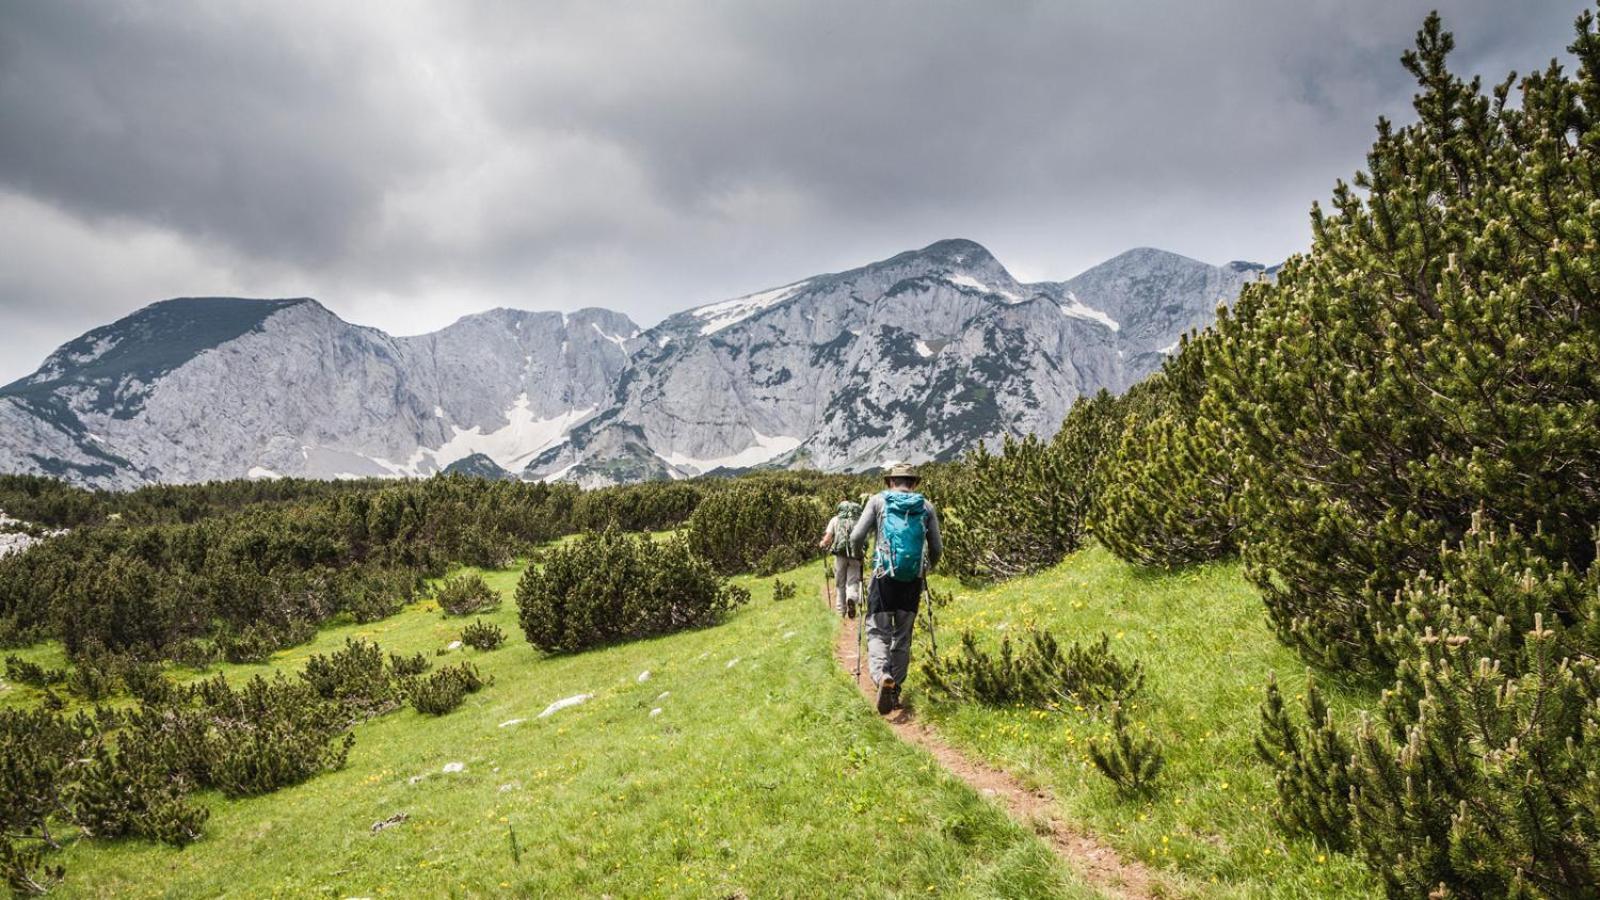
(829, 586, 1165, 900)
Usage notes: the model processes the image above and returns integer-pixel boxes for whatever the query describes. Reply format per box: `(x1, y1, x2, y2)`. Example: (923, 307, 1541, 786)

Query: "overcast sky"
(0, 0, 1586, 382)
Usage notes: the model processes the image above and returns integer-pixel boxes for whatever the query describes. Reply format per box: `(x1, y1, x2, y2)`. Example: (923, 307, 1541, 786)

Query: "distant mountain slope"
(0, 300, 639, 487)
(528, 240, 1264, 483)
(0, 240, 1266, 489)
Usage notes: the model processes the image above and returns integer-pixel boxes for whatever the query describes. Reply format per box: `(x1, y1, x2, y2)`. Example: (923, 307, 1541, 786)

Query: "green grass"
(17, 562, 1097, 899)
(913, 545, 1380, 898)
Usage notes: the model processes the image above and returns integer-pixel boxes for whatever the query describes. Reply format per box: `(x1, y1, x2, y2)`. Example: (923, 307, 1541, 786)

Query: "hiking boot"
(845, 600, 857, 619)
(890, 684, 903, 710)
(876, 675, 897, 715)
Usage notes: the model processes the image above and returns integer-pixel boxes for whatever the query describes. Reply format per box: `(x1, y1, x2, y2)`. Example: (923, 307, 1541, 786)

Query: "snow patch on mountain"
(1057, 292, 1121, 331)
(692, 281, 811, 335)
(590, 322, 633, 351)
(426, 396, 596, 472)
(945, 273, 1021, 302)
(659, 431, 802, 474)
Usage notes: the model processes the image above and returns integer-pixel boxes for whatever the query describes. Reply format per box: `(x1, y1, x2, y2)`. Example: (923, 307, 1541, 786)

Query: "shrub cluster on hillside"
(683, 481, 826, 576)
(936, 391, 1122, 581)
(568, 480, 705, 533)
(434, 573, 499, 616)
(922, 628, 1143, 710)
(0, 477, 560, 660)
(1232, 15, 1600, 894)
(0, 637, 485, 893)
(1090, 333, 1241, 569)
(516, 527, 750, 653)
(0, 465, 874, 668)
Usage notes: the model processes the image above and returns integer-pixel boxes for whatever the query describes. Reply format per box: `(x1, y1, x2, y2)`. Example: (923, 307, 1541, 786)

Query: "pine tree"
(1204, 10, 1600, 672)
(942, 390, 1123, 581)
(1090, 326, 1245, 569)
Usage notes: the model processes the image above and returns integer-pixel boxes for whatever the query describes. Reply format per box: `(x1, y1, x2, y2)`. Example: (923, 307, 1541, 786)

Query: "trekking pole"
(922, 578, 938, 658)
(855, 572, 868, 683)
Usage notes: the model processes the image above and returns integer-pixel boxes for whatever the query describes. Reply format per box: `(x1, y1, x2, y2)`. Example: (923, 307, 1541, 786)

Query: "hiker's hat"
(883, 462, 920, 485)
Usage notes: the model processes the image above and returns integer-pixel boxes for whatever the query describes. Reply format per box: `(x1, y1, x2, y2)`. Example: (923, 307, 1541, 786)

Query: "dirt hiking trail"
(827, 583, 1170, 900)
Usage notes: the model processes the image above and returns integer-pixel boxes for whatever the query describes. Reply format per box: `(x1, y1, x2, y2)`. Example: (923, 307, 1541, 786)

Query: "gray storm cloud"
(0, 0, 1584, 381)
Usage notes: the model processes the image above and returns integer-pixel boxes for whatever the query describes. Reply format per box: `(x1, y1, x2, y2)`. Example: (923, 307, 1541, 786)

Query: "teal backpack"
(875, 491, 927, 582)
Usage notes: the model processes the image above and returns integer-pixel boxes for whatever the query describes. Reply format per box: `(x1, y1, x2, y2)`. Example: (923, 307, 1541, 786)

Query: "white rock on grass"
(442, 762, 465, 774)
(649, 708, 663, 717)
(725, 657, 740, 669)
(656, 691, 670, 701)
(781, 631, 797, 640)
(446, 640, 463, 651)
(498, 718, 525, 728)
(636, 670, 651, 683)
(538, 693, 593, 718)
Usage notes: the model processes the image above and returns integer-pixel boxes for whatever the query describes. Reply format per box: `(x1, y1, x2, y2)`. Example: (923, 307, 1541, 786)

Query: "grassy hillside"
(914, 545, 1379, 898)
(10, 562, 1093, 899)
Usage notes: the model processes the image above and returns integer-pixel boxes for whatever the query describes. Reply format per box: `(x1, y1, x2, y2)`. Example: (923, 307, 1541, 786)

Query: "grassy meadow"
(4, 562, 1092, 899)
(914, 546, 1379, 898)
(0, 539, 1396, 898)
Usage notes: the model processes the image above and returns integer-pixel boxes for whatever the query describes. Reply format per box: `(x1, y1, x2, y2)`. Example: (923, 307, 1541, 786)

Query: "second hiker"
(850, 462, 942, 714)
(818, 499, 864, 617)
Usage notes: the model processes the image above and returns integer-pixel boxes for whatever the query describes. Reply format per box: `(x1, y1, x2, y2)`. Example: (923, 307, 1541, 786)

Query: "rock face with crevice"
(0, 240, 1266, 489)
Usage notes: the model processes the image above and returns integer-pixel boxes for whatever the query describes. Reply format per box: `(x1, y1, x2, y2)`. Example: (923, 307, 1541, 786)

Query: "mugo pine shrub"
(4, 655, 64, 688)
(461, 619, 505, 650)
(1092, 334, 1243, 569)
(922, 628, 1143, 710)
(1213, 10, 1600, 893)
(1198, 10, 1600, 675)
(941, 391, 1123, 581)
(517, 527, 749, 653)
(410, 662, 489, 715)
(1087, 704, 1164, 797)
(684, 481, 823, 575)
(299, 638, 405, 719)
(434, 573, 499, 616)
(1259, 516, 1600, 894)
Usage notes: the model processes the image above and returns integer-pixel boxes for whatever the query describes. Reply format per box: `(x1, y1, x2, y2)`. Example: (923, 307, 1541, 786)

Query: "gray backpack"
(831, 501, 863, 559)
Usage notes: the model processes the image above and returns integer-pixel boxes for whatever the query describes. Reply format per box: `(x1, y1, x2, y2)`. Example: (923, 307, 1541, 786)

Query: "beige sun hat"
(882, 462, 921, 484)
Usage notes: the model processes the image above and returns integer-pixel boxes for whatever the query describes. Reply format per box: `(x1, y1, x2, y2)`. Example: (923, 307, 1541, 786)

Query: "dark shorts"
(867, 574, 924, 614)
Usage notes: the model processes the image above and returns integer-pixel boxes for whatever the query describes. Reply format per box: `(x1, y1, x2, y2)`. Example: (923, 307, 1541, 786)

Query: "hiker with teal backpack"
(849, 463, 942, 714)
(818, 500, 864, 617)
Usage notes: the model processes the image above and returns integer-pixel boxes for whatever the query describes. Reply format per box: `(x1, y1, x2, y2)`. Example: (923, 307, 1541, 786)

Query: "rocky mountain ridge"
(0, 240, 1268, 489)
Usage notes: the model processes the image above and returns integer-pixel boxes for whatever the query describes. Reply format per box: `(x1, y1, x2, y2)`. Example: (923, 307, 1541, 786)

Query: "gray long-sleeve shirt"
(849, 490, 942, 573)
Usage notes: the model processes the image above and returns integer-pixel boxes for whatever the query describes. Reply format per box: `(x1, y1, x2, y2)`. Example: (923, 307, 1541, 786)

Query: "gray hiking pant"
(867, 609, 915, 687)
(832, 555, 862, 612)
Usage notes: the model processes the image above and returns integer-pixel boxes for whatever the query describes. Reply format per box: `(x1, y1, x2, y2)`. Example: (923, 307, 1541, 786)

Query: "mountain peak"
(1096, 247, 1209, 270)
(3, 297, 313, 396)
(881, 238, 997, 269)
